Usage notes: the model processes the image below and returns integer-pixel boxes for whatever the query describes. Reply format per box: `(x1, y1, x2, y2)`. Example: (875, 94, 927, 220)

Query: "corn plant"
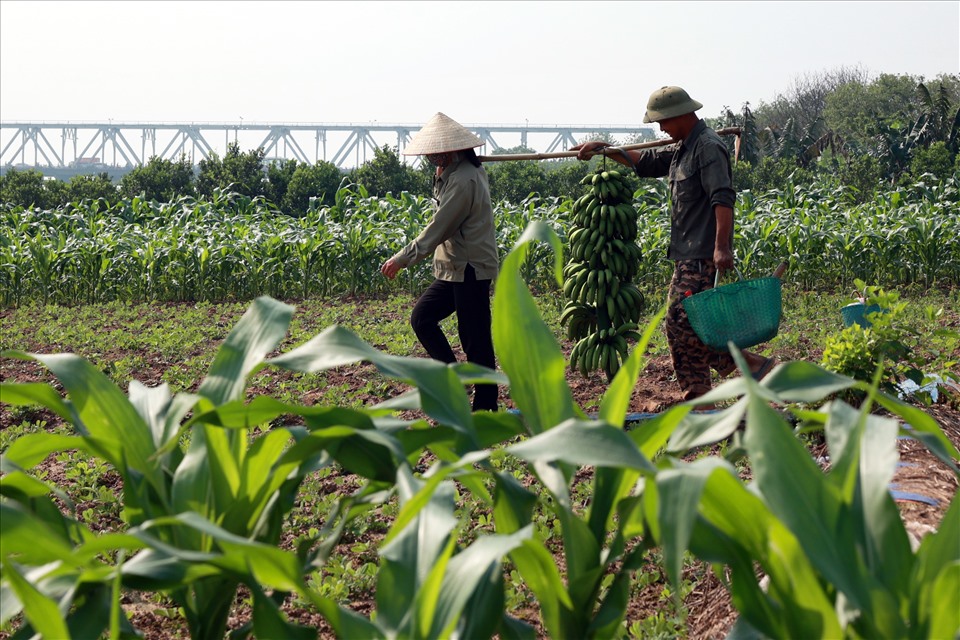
(653, 354, 959, 638)
(2, 221, 958, 639)
(1, 298, 469, 638)
(3, 175, 958, 307)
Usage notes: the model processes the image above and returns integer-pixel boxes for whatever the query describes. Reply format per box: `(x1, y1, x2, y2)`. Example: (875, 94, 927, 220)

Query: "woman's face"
(426, 152, 453, 167)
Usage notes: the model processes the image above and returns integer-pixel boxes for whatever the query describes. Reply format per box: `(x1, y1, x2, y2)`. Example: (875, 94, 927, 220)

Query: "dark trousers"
(410, 265, 498, 411)
(666, 259, 736, 400)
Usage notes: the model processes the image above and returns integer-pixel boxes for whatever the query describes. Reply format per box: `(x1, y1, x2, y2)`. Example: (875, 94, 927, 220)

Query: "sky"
(1, 1, 958, 136)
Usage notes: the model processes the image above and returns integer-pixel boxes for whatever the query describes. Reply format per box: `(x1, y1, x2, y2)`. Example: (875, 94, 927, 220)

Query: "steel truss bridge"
(0, 120, 658, 178)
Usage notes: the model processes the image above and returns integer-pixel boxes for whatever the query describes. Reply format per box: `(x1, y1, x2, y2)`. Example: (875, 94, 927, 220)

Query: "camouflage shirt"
(633, 120, 736, 261)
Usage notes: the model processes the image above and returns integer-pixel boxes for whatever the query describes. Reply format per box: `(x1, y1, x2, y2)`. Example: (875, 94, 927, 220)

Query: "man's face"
(657, 115, 684, 140)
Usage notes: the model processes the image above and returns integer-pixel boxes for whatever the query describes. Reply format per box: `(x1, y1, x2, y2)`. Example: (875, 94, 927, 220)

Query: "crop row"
(1, 178, 958, 307)
(3, 223, 957, 639)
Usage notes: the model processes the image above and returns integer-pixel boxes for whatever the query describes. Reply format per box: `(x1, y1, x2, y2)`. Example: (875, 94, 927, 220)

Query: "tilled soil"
(1, 301, 958, 639)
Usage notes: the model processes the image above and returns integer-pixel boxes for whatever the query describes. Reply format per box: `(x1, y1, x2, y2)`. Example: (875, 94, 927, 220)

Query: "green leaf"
(559, 509, 603, 611)
(0, 502, 84, 566)
(628, 406, 688, 459)
(762, 360, 855, 403)
(506, 418, 655, 472)
(135, 512, 306, 592)
(506, 538, 575, 637)
(925, 561, 960, 640)
(128, 380, 179, 449)
(493, 220, 576, 435)
(415, 534, 457, 638)
(656, 459, 721, 597)
(667, 402, 747, 451)
(692, 466, 843, 638)
(198, 296, 294, 404)
(269, 325, 474, 435)
(586, 301, 670, 544)
(857, 410, 914, 596)
(297, 590, 385, 639)
(872, 391, 960, 471)
(912, 497, 960, 633)
(14, 353, 165, 502)
(2, 432, 91, 469)
(249, 582, 316, 640)
(430, 526, 532, 638)
(0, 380, 72, 421)
(740, 384, 901, 633)
(120, 549, 220, 591)
(598, 298, 667, 425)
(2, 561, 72, 640)
(493, 471, 538, 534)
(377, 473, 458, 634)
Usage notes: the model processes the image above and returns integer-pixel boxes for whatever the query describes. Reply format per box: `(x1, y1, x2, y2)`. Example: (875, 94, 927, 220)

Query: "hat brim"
(643, 98, 704, 123)
(402, 112, 484, 155)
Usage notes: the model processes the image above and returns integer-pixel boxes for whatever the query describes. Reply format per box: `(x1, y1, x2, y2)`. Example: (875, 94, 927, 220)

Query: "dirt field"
(1, 301, 958, 639)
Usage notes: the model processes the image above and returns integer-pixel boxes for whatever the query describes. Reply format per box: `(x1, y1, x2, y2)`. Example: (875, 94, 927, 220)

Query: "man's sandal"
(752, 357, 776, 381)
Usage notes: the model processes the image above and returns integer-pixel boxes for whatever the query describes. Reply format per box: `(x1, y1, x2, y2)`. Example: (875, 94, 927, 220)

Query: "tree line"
(2, 70, 957, 213)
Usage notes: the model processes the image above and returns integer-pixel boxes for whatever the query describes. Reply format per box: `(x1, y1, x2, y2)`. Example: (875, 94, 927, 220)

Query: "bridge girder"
(1, 121, 658, 171)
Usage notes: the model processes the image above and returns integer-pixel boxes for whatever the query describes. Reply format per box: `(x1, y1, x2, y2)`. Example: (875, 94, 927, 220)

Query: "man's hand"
(381, 258, 403, 280)
(713, 246, 734, 272)
(713, 205, 735, 272)
(570, 141, 609, 161)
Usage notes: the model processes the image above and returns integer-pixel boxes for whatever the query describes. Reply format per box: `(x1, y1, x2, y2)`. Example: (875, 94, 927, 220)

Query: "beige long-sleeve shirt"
(391, 156, 499, 282)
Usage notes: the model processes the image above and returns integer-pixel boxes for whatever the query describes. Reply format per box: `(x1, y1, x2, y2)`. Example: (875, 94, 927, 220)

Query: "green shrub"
(820, 280, 926, 400)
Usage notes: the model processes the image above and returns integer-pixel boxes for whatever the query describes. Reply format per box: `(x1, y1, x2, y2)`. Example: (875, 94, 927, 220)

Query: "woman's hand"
(381, 257, 402, 280)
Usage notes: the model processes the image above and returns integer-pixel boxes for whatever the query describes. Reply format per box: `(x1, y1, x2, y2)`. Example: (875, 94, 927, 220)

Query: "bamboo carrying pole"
(476, 126, 742, 163)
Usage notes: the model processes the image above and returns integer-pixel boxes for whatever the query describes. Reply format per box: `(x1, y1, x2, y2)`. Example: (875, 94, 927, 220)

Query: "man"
(381, 112, 500, 411)
(573, 86, 775, 403)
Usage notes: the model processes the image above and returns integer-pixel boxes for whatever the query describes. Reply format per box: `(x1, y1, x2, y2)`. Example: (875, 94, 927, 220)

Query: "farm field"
(1, 180, 959, 639)
(2, 283, 958, 638)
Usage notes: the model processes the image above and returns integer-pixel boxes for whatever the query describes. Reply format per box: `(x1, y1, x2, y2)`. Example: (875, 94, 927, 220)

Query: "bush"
(282, 160, 345, 215)
(906, 141, 956, 184)
(347, 145, 430, 198)
(0, 168, 61, 209)
(66, 172, 119, 205)
(119, 155, 196, 202)
(196, 142, 267, 199)
(820, 280, 926, 400)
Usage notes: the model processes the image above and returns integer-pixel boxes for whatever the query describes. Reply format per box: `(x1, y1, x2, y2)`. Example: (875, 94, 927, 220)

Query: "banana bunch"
(568, 322, 642, 378)
(570, 200, 639, 243)
(559, 300, 597, 340)
(579, 169, 635, 202)
(562, 167, 646, 381)
(604, 282, 645, 328)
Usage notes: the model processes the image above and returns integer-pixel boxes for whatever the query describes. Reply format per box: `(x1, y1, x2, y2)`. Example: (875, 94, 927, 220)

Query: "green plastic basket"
(841, 302, 885, 328)
(682, 270, 783, 351)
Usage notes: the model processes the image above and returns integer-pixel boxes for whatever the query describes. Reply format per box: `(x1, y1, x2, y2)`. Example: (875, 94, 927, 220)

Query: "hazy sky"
(1, 0, 958, 128)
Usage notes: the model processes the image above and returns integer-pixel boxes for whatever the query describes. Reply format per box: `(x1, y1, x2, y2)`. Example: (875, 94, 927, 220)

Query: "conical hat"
(402, 112, 483, 155)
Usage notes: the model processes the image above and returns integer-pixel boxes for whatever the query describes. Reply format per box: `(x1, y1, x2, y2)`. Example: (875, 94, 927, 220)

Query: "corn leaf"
(9, 353, 165, 502)
(197, 296, 294, 405)
(429, 526, 532, 639)
(1, 562, 71, 640)
(506, 418, 655, 472)
(492, 220, 576, 435)
(0, 379, 72, 421)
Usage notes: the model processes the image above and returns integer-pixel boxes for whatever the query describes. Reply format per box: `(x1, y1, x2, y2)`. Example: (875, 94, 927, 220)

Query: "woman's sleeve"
(391, 176, 473, 267)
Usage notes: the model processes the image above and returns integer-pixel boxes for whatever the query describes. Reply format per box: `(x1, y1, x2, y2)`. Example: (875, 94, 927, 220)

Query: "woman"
(380, 112, 499, 411)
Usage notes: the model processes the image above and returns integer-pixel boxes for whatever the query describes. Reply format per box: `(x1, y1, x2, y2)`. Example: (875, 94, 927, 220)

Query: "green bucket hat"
(643, 86, 704, 123)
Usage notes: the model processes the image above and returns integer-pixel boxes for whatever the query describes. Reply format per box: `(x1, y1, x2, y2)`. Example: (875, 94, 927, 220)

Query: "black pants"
(410, 265, 498, 411)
